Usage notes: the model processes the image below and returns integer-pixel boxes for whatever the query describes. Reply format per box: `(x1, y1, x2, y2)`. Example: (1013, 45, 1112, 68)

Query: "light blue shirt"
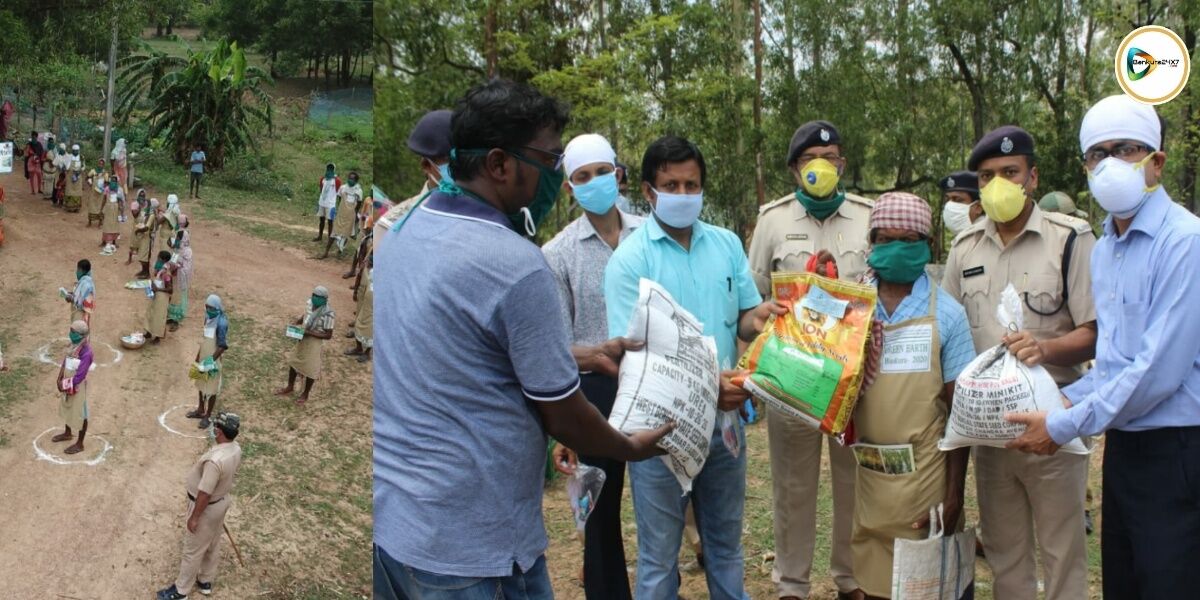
(874, 273, 977, 383)
(1050, 188, 1200, 444)
(189, 150, 205, 174)
(604, 216, 761, 370)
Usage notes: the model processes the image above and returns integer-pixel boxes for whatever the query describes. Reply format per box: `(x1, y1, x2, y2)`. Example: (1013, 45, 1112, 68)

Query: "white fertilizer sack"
(609, 279, 720, 493)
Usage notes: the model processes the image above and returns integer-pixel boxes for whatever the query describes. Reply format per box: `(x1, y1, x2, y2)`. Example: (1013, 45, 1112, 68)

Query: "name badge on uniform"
(785, 234, 809, 240)
(962, 266, 985, 278)
(880, 323, 933, 374)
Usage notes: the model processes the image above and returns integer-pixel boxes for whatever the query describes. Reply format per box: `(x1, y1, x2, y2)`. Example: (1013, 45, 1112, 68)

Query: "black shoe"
(198, 417, 210, 429)
(157, 585, 187, 600)
(185, 409, 204, 419)
(196, 581, 212, 596)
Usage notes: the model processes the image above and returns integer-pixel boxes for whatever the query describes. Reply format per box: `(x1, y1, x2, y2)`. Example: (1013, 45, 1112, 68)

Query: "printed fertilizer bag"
(737, 271, 878, 436)
(609, 278, 720, 493)
(938, 284, 1089, 454)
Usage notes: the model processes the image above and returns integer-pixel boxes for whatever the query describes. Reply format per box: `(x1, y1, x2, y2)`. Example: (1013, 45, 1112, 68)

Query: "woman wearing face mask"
(187, 294, 229, 430)
(126, 190, 147, 266)
(275, 286, 334, 404)
(344, 255, 374, 364)
(54, 320, 94, 455)
(99, 176, 125, 253)
(142, 250, 176, 344)
(133, 198, 160, 279)
(834, 193, 976, 600)
(324, 171, 364, 259)
(158, 194, 181, 256)
(167, 218, 193, 331)
(63, 259, 96, 328)
(938, 170, 983, 238)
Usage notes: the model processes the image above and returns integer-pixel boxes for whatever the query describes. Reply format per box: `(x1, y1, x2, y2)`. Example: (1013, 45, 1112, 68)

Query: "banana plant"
(115, 38, 273, 169)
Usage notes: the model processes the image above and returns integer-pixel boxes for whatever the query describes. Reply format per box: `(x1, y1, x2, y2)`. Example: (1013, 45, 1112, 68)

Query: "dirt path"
(0, 170, 369, 599)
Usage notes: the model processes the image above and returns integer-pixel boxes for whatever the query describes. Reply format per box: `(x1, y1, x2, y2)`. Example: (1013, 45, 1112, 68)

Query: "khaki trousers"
(768, 406, 858, 597)
(174, 499, 231, 594)
(976, 446, 1089, 600)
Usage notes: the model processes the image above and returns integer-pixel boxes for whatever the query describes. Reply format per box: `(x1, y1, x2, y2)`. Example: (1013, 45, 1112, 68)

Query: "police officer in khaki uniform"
(157, 412, 244, 600)
(747, 121, 871, 600)
(942, 126, 1095, 600)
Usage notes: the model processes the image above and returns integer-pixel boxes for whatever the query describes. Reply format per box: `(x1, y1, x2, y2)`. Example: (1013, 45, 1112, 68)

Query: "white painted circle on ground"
(158, 405, 210, 439)
(35, 338, 123, 371)
(33, 427, 112, 466)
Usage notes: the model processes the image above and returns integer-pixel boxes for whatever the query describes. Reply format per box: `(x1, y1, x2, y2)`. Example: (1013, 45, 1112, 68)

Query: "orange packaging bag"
(737, 271, 877, 436)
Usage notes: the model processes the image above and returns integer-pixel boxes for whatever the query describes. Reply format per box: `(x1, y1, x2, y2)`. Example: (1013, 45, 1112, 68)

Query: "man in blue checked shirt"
(1007, 94, 1200, 598)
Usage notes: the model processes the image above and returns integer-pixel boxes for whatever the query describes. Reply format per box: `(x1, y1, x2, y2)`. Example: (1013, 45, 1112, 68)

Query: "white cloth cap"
(563, 133, 616, 177)
(1079, 94, 1161, 153)
(167, 193, 179, 206)
(71, 144, 80, 151)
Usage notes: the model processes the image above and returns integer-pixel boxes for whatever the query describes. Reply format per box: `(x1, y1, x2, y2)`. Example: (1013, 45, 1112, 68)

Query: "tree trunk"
(156, 23, 163, 38)
(343, 46, 352, 86)
(485, 0, 498, 78)
(753, 0, 764, 207)
(270, 49, 278, 79)
(324, 53, 331, 88)
(166, 16, 174, 36)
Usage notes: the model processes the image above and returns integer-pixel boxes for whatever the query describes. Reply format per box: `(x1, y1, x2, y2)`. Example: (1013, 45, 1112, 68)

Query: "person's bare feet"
(64, 442, 84, 455)
(295, 395, 308, 405)
(51, 431, 73, 443)
(274, 387, 294, 397)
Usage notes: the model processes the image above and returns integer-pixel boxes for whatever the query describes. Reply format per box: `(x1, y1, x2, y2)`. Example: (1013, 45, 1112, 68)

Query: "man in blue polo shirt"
(372, 79, 671, 600)
(605, 134, 787, 600)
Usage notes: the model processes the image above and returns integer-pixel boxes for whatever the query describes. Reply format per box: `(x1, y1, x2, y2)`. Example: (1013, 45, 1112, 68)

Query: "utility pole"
(103, 3, 118, 163)
(753, 0, 765, 207)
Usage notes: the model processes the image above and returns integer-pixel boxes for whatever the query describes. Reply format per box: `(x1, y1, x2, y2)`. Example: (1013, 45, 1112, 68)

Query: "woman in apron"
(188, 294, 229, 430)
(157, 194, 180, 257)
(142, 250, 175, 343)
(344, 255, 373, 363)
(85, 159, 108, 227)
(275, 286, 334, 404)
(847, 193, 974, 600)
(54, 320, 94, 455)
(134, 198, 159, 279)
(313, 163, 339, 241)
(167, 220, 193, 331)
(323, 172, 363, 258)
(126, 190, 146, 266)
(100, 176, 124, 252)
(64, 259, 96, 328)
(64, 145, 85, 213)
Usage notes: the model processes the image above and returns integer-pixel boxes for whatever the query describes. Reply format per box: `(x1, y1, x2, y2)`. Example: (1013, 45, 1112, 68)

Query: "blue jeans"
(629, 425, 750, 600)
(373, 544, 554, 600)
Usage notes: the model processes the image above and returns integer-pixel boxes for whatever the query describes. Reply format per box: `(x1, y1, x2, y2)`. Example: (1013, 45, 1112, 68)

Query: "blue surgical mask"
(570, 172, 619, 215)
(437, 163, 452, 186)
(652, 188, 704, 228)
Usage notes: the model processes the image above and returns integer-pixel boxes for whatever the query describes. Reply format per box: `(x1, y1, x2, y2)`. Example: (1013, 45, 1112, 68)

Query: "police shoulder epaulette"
(1042, 211, 1093, 235)
(758, 194, 794, 215)
(950, 222, 985, 247)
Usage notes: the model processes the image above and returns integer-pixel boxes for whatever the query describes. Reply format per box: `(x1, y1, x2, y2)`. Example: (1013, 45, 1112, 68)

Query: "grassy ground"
(217, 315, 372, 599)
(543, 423, 1105, 598)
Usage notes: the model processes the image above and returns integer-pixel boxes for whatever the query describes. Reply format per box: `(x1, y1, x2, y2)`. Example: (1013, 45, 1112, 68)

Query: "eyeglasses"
(515, 145, 565, 170)
(1081, 143, 1151, 167)
(798, 153, 845, 165)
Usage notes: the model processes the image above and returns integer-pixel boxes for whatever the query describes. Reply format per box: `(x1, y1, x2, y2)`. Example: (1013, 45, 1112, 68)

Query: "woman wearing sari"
(167, 218, 193, 332)
(99, 176, 125, 253)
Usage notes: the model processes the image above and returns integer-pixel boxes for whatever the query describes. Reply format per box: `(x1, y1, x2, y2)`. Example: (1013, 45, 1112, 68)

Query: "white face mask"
(942, 201, 974, 236)
(1087, 155, 1158, 219)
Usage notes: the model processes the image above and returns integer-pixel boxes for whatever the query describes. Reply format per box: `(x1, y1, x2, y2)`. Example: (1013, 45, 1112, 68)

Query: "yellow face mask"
(800, 158, 841, 198)
(979, 176, 1029, 223)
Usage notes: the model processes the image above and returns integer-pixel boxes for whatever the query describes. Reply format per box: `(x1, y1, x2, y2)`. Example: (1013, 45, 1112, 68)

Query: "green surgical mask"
(69, 331, 84, 345)
(349, 178, 358, 185)
(206, 307, 219, 319)
(311, 295, 326, 308)
(509, 153, 564, 236)
(155, 260, 165, 271)
(795, 186, 846, 221)
(867, 240, 931, 284)
(75, 270, 84, 281)
(325, 169, 335, 179)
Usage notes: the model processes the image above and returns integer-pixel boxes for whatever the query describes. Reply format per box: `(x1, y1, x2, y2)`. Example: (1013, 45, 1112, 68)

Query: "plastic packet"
(720, 411, 741, 458)
(567, 464, 607, 532)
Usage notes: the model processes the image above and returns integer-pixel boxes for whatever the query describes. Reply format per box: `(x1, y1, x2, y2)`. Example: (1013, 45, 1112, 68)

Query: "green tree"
(116, 39, 274, 168)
